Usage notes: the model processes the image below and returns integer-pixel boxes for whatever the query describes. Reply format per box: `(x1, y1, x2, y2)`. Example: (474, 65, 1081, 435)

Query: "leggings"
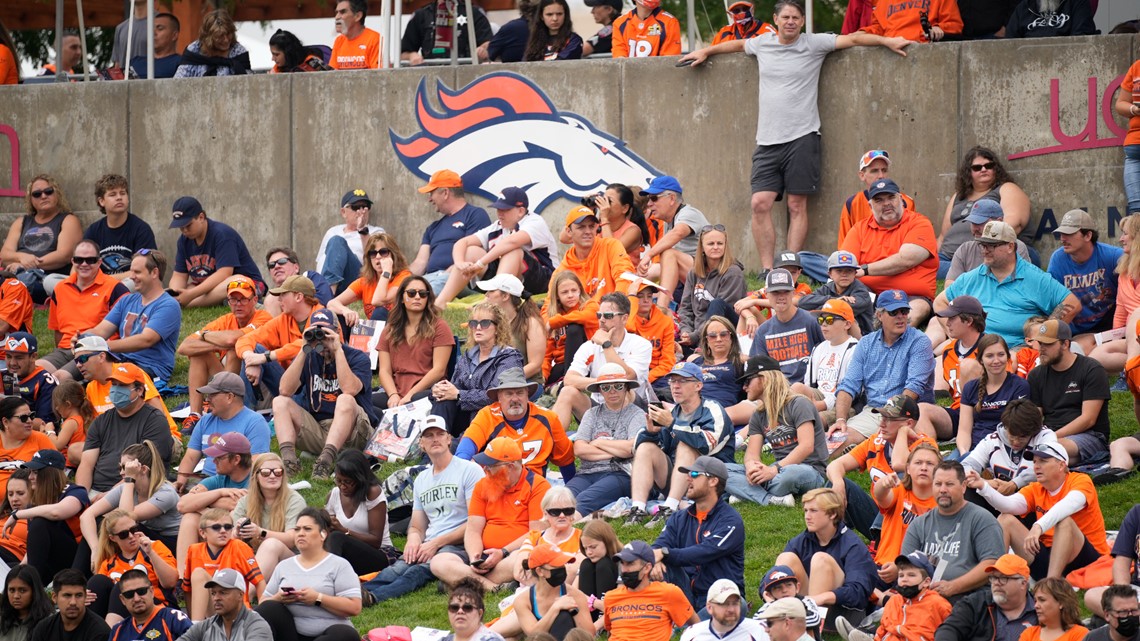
(256, 600, 361, 641)
(547, 323, 587, 385)
(325, 530, 391, 576)
(26, 516, 79, 584)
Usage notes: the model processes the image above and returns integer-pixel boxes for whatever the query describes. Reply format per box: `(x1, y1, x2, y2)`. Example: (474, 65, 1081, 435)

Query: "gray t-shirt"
(264, 554, 361, 637)
(413, 457, 484, 542)
(101, 482, 182, 537)
(673, 205, 710, 256)
(112, 18, 149, 68)
(750, 309, 825, 383)
(84, 405, 174, 492)
(900, 503, 1005, 584)
(744, 32, 837, 146)
(746, 395, 828, 475)
(576, 403, 645, 476)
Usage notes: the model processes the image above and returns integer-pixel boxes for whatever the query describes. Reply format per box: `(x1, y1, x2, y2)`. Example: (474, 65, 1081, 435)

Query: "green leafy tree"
(12, 27, 114, 71)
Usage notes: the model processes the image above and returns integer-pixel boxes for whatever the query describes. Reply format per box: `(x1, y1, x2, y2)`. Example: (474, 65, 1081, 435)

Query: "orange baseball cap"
(225, 276, 257, 299)
(564, 206, 599, 229)
(984, 554, 1030, 578)
(528, 543, 577, 568)
(107, 362, 149, 386)
(811, 299, 855, 324)
(417, 169, 463, 193)
(472, 436, 523, 465)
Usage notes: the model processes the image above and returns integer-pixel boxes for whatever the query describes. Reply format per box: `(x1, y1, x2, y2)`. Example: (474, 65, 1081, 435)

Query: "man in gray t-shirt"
(637, 175, 710, 308)
(899, 462, 1004, 601)
(680, 0, 909, 271)
(361, 417, 484, 605)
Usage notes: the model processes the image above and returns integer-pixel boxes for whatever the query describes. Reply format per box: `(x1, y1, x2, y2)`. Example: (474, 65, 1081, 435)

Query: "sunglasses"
(882, 308, 909, 317)
(258, 468, 285, 478)
(598, 383, 626, 392)
(113, 525, 143, 540)
(860, 150, 890, 168)
(405, 289, 430, 299)
(205, 523, 235, 532)
(467, 319, 496, 330)
(227, 280, 253, 292)
(817, 315, 838, 326)
(31, 187, 56, 199)
(646, 194, 662, 202)
(10, 413, 34, 423)
(367, 248, 391, 258)
(349, 202, 371, 211)
(687, 471, 711, 478)
(72, 256, 100, 265)
(971, 161, 996, 172)
(74, 353, 97, 365)
(266, 257, 294, 269)
(546, 507, 575, 517)
(120, 586, 151, 599)
(706, 330, 732, 340)
(700, 224, 727, 235)
(448, 603, 478, 614)
(596, 311, 622, 320)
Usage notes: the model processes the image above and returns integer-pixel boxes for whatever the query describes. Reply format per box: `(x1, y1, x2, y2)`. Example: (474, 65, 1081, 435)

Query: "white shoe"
(768, 494, 796, 507)
(835, 616, 856, 641)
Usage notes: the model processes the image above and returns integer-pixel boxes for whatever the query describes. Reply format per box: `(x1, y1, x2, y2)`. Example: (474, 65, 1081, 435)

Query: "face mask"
(109, 385, 134, 409)
(620, 570, 643, 590)
(896, 584, 922, 600)
(1117, 615, 1140, 638)
(636, 0, 661, 9)
(734, 10, 753, 24)
(545, 567, 567, 587)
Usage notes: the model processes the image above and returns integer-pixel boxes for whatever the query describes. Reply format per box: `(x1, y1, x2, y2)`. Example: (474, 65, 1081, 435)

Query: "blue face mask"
(109, 385, 134, 409)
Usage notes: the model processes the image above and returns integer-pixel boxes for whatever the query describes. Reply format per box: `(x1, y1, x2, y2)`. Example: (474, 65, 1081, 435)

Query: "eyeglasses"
(988, 575, 1023, 585)
(405, 289, 430, 299)
(72, 256, 100, 265)
(596, 311, 622, 320)
(227, 296, 252, 306)
(882, 308, 909, 317)
(817, 315, 838, 326)
(31, 187, 56, 199)
(546, 507, 575, 517)
(1113, 609, 1140, 617)
(860, 150, 890, 168)
(598, 383, 626, 392)
(646, 194, 662, 202)
(349, 202, 371, 211)
(258, 468, 285, 478)
(700, 224, 727, 235)
(971, 161, 996, 172)
(687, 471, 711, 478)
(266, 257, 294, 269)
(113, 525, 142, 540)
(205, 523, 235, 532)
(705, 330, 732, 340)
(448, 603, 478, 614)
(467, 319, 496, 330)
(367, 248, 391, 258)
(74, 353, 97, 365)
(120, 586, 151, 600)
(10, 413, 34, 423)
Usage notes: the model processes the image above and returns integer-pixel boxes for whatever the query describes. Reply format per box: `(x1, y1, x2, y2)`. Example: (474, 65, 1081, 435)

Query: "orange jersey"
(838, 191, 916, 247)
(87, 375, 179, 439)
(0, 277, 33, 357)
(1017, 347, 1040, 379)
(98, 541, 177, 605)
(549, 238, 634, 303)
(0, 431, 54, 497)
(604, 581, 695, 641)
(874, 485, 936, 565)
(463, 403, 575, 476)
(544, 298, 600, 380)
(941, 339, 979, 410)
(1018, 473, 1109, 554)
(0, 44, 17, 85)
(235, 305, 326, 367)
(1125, 61, 1140, 147)
(469, 469, 551, 550)
(182, 539, 262, 602)
(612, 8, 682, 58)
(627, 298, 676, 382)
(48, 271, 129, 349)
(841, 208, 938, 299)
(862, 0, 963, 42)
(348, 270, 410, 319)
(849, 432, 937, 486)
(711, 20, 775, 44)
(330, 28, 382, 69)
(198, 309, 274, 360)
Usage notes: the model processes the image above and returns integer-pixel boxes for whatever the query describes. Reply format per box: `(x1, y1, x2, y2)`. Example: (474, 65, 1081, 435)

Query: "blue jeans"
(1126, 144, 1140, 214)
(424, 270, 449, 294)
(322, 235, 362, 294)
(565, 470, 631, 515)
(244, 345, 284, 409)
(725, 462, 825, 505)
(362, 560, 434, 602)
(798, 251, 829, 285)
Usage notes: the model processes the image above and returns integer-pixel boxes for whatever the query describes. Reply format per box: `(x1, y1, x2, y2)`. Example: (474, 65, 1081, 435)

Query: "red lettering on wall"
(0, 125, 19, 197)
(1009, 75, 1126, 160)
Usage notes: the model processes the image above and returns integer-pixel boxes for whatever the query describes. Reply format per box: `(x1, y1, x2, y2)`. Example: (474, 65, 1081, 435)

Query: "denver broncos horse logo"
(390, 72, 661, 214)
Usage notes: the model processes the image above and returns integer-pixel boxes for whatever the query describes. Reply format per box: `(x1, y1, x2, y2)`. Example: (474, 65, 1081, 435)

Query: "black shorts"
(485, 250, 552, 295)
(750, 132, 822, 198)
(1029, 535, 1102, 580)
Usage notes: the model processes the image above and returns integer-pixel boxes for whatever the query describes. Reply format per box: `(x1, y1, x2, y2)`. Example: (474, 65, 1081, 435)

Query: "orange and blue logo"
(390, 72, 661, 215)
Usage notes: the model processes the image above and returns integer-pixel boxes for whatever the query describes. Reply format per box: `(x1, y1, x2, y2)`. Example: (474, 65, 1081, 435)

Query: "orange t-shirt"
(1124, 61, 1140, 147)
(48, 271, 129, 349)
(463, 404, 575, 476)
(0, 518, 27, 559)
(87, 375, 179, 439)
(549, 238, 635, 303)
(840, 208, 938, 298)
(544, 299, 600, 379)
(941, 339, 980, 410)
(469, 470, 551, 550)
(330, 28, 382, 69)
(235, 305, 327, 367)
(0, 431, 54, 497)
(1018, 473, 1108, 554)
(612, 8, 683, 58)
(875, 485, 936, 565)
(838, 191, 916, 247)
(98, 541, 177, 605)
(182, 539, 262, 602)
(1017, 626, 1088, 641)
(198, 309, 275, 360)
(1016, 347, 1040, 379)
(0, 44, 17, 85)
(861, 0, 963, 42)
(0, 278, 33, 354)
(519, 529, 581, 556)
(348, 270, 410, 320)
(604, 581, 695, 641)
(627, 299, 676, 382)
(60, 414, 86, 462)
(849, 432, 937, 486)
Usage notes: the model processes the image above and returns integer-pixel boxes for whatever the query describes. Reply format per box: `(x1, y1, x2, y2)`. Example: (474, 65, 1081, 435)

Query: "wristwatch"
(380, 271, 392, 279)
(501, 548, 511, 558)
(860, 264, 871, 276)
(601, 341, 613, 350)
(660, 546, 670, 559)
(200, 330, 209, 341)
(315, 594, 323, 607)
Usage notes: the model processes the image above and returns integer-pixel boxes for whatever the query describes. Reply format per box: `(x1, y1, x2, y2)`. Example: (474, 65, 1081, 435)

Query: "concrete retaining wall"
(0, 34, 1136, 280)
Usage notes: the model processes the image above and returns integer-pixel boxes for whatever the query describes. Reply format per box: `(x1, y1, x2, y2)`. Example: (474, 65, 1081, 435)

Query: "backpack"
(382, 464, 426, 536)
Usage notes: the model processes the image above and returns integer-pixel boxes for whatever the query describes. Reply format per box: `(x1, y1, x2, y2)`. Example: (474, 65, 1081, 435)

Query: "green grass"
(28, 281, 1140, 635)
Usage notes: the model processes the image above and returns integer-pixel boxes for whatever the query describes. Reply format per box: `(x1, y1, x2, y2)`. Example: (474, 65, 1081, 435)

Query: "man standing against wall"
(681, 0, 909, 271)
(331, 0, 383, 69)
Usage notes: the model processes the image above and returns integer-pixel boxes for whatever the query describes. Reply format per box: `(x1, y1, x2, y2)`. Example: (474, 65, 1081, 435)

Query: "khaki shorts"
(296, 404, 372, 454)
(847, 406, 883, 439)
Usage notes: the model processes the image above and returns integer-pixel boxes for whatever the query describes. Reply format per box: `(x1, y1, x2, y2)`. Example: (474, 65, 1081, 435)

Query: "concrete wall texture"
(0, 34, 1136, 282)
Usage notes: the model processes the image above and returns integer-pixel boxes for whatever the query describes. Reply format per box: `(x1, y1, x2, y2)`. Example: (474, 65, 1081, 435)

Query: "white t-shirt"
(413, 457, 484, 542)
(803, 337, 858, 409)
(473, 212, 560, 267)
(325, 486, 391, 547)
(682, 617, 770, 641)
(567, 332, 653, 403)
(315, 224, 381, 272)
(744, 32, 838, 146)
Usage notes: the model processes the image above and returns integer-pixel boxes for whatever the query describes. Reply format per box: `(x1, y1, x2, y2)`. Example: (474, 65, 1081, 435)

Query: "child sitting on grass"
(182, 507, 264, 619)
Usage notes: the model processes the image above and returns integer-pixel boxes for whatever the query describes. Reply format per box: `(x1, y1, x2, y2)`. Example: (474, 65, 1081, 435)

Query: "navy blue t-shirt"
(487, 17, 528, 62)
(959, 373, 1030, 449)
(692, 356, 743, 412)
(293, 343, 378, 426)
(84, 213, 158, 275)
(129, 54, 182, 79)
(421, 204, 491, 274)
(174, 219, 266, 290)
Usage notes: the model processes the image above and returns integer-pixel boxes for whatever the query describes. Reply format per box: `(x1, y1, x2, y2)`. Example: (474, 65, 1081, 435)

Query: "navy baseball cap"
(613, 541, 655, 564)
(895, 551, 935, 577)
(308, 309, 338, 328)
(761, 565, 798, 592)
(876, 289, 911, 312)
(341, 189, 372, 207)
(25, 449, 65, 471)
(170, 196, 204, 228)
(866, 179, 901, 199)
(491, 187, 529, 210)
(640, 175, 683, 196)
(965, 200, 1003, 224)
